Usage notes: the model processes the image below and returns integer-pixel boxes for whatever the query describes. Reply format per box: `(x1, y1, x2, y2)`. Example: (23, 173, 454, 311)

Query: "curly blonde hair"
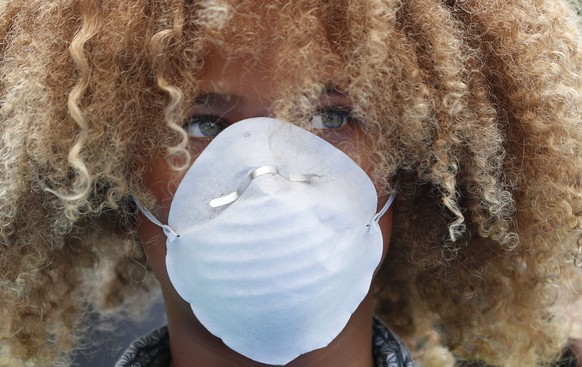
(1, 1, 581, 366)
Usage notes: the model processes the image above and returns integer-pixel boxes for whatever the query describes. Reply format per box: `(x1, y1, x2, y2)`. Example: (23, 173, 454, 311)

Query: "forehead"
(196, 45, 341, 99)
(192, 3, 350, 92)
(198, 46, 275, 94)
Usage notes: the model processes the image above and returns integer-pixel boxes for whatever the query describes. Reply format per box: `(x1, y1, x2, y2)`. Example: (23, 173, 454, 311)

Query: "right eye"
(184, 115, 228, 138)
(310, 107, 352, 129)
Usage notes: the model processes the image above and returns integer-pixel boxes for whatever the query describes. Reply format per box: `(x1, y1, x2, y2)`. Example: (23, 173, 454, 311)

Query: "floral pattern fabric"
(116, 318, 417, 367)
(372, 318, 417, 367)
(114, 326, 171, 367)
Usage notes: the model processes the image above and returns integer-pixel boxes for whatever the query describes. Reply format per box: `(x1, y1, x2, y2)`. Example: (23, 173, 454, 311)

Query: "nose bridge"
(245, 108, 274, 121)
(198, 47, 286, 123)
(231, 94, 276, 121)
(229, 65, 279, 121)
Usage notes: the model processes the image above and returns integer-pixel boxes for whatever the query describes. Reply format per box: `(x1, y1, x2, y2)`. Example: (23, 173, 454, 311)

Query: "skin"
(136, 45, 394, 367)
(570, 339, 582, 366)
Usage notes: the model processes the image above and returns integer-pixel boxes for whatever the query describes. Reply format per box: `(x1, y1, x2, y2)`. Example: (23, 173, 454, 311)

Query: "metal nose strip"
(209, 165, 318, 208)
(250, 165, 278, 179)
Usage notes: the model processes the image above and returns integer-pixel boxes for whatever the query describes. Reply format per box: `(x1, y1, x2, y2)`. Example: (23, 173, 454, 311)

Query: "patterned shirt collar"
(116, 318, 417, 367)
(372, 318, 417, 367)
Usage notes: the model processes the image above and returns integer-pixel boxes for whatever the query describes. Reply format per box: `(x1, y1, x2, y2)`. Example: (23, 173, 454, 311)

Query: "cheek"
(144, 157, 181, 221)
(137, 216, 169, 281)
(318, 125, 368, 163)
(137, 156, 182, 284)
(319, 125, 380, 189)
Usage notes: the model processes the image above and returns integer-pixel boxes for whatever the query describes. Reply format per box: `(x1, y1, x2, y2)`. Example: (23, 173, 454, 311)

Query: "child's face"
(137, 44, 394, 312)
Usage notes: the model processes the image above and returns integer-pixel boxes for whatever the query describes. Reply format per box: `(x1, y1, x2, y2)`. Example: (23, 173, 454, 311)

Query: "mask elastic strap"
(372, 192, 396, 224)
(133, 197, 179, 241)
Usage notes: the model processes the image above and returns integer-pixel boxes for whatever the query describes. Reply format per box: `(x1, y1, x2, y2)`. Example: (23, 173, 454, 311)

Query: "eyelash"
(184, 107, 358, 138)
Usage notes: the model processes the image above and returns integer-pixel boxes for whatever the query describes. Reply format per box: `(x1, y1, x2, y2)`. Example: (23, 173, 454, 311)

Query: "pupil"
(200, 120, 223, 136)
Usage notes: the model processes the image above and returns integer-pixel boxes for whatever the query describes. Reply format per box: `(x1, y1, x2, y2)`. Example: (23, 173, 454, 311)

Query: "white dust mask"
(136, 117, 395, 365)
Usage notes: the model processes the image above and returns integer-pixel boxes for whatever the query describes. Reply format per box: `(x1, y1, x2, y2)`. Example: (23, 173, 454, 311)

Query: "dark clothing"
(115, 318, 417, 367)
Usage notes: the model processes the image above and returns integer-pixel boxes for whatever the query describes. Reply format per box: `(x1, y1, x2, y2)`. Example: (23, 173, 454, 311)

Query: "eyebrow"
(192, 86, 345, 108)
(192, 92, 240, 108)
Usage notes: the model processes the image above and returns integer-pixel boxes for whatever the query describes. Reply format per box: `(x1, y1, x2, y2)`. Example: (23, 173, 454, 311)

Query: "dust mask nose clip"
(135, 117, 395, 365)
(209, 165, 320, 208)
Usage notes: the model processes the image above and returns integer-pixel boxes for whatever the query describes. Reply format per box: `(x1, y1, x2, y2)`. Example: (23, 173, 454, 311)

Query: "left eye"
(184, 115, 228, 138)
(310, 108, 351, 129)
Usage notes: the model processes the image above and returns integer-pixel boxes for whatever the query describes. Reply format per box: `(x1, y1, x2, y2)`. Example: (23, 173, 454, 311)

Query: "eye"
(184, 115, 228, 138)
(310, 108, 352, 129)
